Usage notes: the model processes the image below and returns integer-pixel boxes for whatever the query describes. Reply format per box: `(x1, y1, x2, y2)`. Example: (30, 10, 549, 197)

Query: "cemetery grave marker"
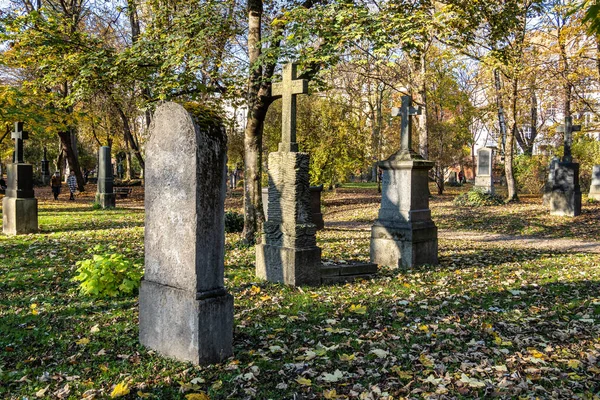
(474, 147, 494, 194)
(549, 117, 582, 216)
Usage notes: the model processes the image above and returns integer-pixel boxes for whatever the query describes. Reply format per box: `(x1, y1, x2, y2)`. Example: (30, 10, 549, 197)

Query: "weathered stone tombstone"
(474, 147, 494, 194)
(139, 102, 233, 365)
(256, 63, 322, 286)
(370, 96, 438, 269)
(40, 146, 50, 186)
(549, 117, 582, 217)
(262, 184, 324, 230)
(3, 122, 38, 235)
(95, 146, 116, 208)
(542, 156, 560, 206)
(588, 165, 600, 201)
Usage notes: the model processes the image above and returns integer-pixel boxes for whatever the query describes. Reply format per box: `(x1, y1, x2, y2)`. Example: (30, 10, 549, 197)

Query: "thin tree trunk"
(114, 102, 145, 171)
(505, 76, 519, 202)
(418, 51, 429, 160)
(58, 129, 85, 191)
(242, 0, 266, 244)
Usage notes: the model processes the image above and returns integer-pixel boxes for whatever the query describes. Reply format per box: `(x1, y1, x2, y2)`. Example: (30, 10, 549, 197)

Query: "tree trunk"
(114, 102, 145, 171)
(58, 129, 85, 191)
(125, 140, 133, 180)
(505, 76, 519, 202)
(418, 52, 429, 160)
(242, 0, 266, 244)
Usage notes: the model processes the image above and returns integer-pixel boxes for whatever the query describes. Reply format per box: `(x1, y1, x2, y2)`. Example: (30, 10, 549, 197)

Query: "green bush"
(224, 211, 244, 233)
(513, 154, 547, 195)
(454, 188, 505, 207)
(72, 246, 143, 297)
(91, 202, 102, 210)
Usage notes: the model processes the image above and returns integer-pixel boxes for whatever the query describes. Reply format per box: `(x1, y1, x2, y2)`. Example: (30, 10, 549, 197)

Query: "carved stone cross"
(391, 96, 422, 153)
(272, 63, 308, 152)
(556, 116, 581, 163)
(12, 122, 29, 164)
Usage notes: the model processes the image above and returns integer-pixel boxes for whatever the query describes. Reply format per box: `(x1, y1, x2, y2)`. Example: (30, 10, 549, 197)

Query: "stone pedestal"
(96, 146, 115, 208)
(474, 175, 494, 194)
(588, 165, 600, 201)
(543, 157, 560, 206)
(139, 102, 233, 365)
(256, 151, 321, 286)
(550, 162, 582, 217)
(309, 185, 325, 230)
(370, 151, 438, 269)
(3, 163, 38, 235)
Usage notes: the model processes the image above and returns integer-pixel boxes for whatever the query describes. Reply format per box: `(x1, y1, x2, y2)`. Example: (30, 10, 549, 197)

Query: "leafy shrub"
(513, 155, 547, 194)
(91, 202, 102, 210)
(72, 246, 143, 297)
(224, 211, 244, 233)
(454, 189, 505, 207)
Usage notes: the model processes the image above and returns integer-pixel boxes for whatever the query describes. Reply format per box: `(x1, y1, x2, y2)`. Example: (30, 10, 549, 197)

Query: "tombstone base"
(320, 261, 378, 284)
(589, 186, 600, 201)
(256, 244, 321, 286)
(2, 197, 38, 235)
(139, 279, 233, 365)
(370, 221, 438, 269)
(95, 193, 116, 208)
(474, 175, 494, 194)
(550, 162, 581, 217)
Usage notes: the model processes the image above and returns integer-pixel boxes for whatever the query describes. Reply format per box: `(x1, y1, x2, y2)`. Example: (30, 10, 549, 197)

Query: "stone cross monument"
(271, 63, 309, 153)
(256, 62, 321, 286)
(95, 146, 116, 208)
(370, 95, 438, 268)
(3, 122, 38, 235)
(139, 102, 233, 365)
(549, 116, 582, 216)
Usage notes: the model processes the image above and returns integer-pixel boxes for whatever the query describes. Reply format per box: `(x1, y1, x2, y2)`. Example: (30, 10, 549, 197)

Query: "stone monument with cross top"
(3, 122, 38, 235)
(370, 95, 438, 269)
(256, 62, 322, 286)
(549, 116, 582, 216)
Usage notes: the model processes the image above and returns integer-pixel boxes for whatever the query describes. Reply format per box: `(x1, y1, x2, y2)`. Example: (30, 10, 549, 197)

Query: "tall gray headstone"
(256, 63, 321, 286)
(542, 156, 560, 206)
(139, 102, 233, 365)
(370, 96, 438, 269)
(474, 147, 494, 194)
(589, 165, 600, 201)
(549, 117, 582, 217)
(95, 146, 115, 208)
(3, 122, 38, 235)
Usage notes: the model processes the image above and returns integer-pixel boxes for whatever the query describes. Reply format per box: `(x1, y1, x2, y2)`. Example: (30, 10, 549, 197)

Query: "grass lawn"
(1, 184, 600, 399)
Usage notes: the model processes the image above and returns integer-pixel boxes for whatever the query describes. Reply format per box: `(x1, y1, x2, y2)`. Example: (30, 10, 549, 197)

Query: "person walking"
(67, 170, 77, 201)
(51, 171, 61, 200)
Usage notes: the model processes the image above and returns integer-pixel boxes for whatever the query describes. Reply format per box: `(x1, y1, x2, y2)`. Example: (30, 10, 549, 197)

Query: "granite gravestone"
(262, 184, 324, 230)
(542, 156, 560, 206)
(474, 147, 494, 194)
(95, 146, 116, 208)
(549, 117, 582, 217)
(3, 122, 38, 235)
(256, 63, 322, 286)
(589, 165, 600, 201)
(370, 96, 438, 269)
(41, 147, 50, 186)
(139, 102, 233, 365)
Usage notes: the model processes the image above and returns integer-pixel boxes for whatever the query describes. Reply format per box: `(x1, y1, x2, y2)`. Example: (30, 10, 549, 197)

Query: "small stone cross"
(556, 116, 581, 163)
(272, 63, 308, 152)
(12, 122, 29, 164)
(391, 96, 422, 152)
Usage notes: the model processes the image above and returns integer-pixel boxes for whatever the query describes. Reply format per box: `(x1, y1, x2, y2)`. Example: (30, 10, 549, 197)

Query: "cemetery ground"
(1, 185, 600, 399)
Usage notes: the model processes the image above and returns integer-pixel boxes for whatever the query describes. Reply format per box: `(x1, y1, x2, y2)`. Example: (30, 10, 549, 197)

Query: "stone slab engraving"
(3, 122, 38, 235)
(95, 146, 116, 208)
(139, 102, 233, 365)
(256, 151, 322, 286)
(370, 96, 438, 269)
(589, 165, 600, 201)
(262, 184, 324, 230)
(474, 147, 494, 194)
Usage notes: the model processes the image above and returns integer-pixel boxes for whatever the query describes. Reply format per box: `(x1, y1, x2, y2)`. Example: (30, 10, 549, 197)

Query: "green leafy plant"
(224, 211, 244, 233)
(91, 202, 102, 210)
(72, 246, 143, 297)
(454, 188, 505, 207)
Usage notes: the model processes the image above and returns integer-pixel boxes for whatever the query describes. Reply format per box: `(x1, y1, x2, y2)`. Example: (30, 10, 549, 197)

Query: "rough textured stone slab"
(589, 165, 600, 201)
(256, 243, 321, 286)
(139, 102, 232, 365)
(2, 197, 38, 235)
(370, 152, 438, 268)
(550, 162, 581, 217)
